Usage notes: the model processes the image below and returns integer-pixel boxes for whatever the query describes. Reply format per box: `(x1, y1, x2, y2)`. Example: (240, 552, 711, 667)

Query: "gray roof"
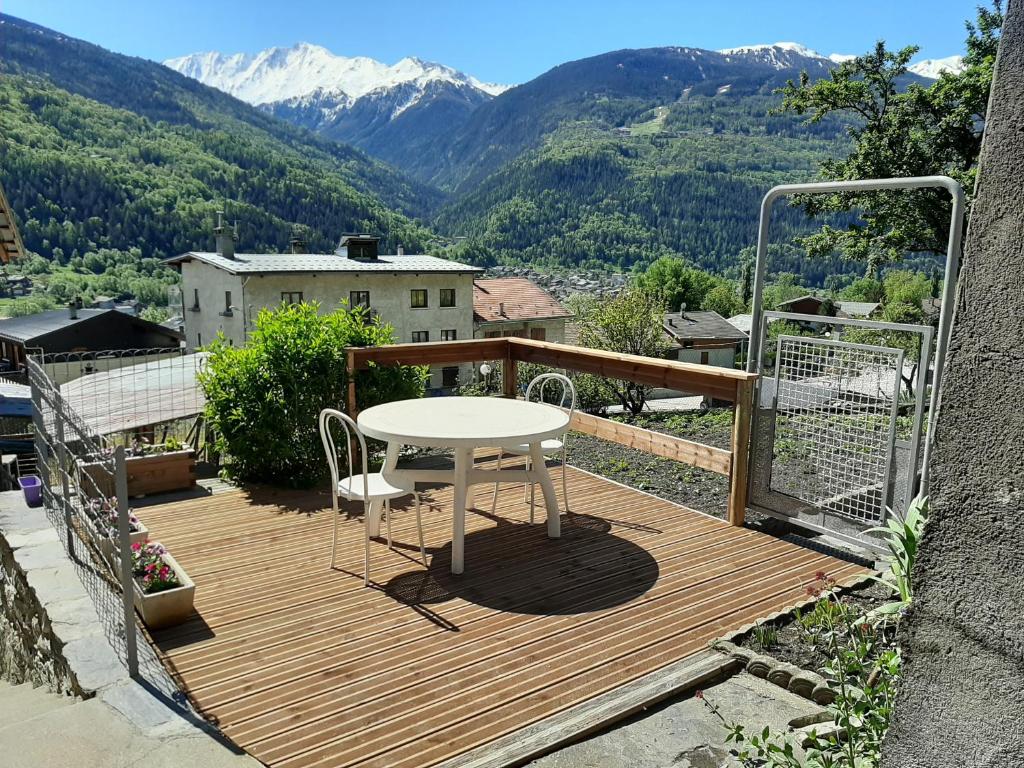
(726, 314, 753, 334)
(663, 310, 749, 343)
(166, 251, 483, 275)
(836, 301, 881, 318)
(0, 309, 108, 342)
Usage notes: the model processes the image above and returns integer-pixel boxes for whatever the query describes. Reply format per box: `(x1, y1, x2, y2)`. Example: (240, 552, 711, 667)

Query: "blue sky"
(5, 0, 979, 84)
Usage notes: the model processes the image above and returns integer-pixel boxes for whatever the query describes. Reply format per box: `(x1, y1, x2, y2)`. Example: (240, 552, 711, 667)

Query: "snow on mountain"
(163, 42, 509, 109)
(908, 55, 966, 79)
(719, 42, 823, 60)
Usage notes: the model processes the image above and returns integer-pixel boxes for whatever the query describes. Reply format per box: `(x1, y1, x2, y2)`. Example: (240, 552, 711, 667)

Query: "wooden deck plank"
(141, 465, 867, 768)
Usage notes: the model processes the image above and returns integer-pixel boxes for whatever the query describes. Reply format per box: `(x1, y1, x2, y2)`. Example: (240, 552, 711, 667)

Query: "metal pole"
(114, 445, 139, 678)
(52, 405, 75, 558)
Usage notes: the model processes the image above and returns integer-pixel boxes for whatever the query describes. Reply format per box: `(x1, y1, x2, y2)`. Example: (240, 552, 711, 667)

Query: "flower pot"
(133, 552, 195, 630)
(95, 522, 149, 570)
(18, 475, 42, 507)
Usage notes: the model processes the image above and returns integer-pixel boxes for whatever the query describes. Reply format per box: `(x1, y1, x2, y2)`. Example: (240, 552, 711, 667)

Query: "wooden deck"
(140, 462, 867, 768)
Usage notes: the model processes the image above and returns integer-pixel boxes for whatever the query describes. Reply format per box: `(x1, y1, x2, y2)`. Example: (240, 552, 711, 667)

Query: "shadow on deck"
(138, 463, 867, 768)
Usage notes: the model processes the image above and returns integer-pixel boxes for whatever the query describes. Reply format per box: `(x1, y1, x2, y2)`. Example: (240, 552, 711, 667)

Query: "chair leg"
(413, 492, 427, 567)
(490, 449, 503, 515)
(530, 479, 535, 524)
(561, 447, 569, 514)
(362, 499, 370, 587)
(385, 499, 393, 549)
(330, 492, 340, 569)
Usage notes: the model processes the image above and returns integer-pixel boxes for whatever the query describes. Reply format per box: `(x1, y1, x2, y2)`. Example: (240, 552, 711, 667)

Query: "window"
(281, 291, 303, 304)
(191, 288, 200, 311)
(530, 327, 546, 341)
(440, 329, 457, 341)
(221, 290, 233, 316)
(504, 329, 527, 338)
(442, 366, 459, 388)
(411, 331, 429, 343)
(484, 331, 501, 338)
(411, 289, 428, 308)
(349, 290, 370, 309)
(440, 288, 456, 308)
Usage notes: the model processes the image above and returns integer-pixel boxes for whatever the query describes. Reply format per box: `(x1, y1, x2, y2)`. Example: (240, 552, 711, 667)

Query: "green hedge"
(199, 302, 424, 487)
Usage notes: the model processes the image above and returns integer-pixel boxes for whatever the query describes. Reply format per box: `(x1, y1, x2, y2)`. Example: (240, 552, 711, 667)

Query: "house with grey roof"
(166, 228, 483, 392)
(0, 305, 182, 374)
(662, 309, 748, 369)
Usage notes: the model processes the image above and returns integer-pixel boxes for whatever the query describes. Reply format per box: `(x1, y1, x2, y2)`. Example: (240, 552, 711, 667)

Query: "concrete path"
(528, 672, 822, 768)
(0, 679, 255, 768)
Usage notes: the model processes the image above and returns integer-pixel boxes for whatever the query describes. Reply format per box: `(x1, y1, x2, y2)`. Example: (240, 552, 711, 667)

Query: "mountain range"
(166, 40, 955, 189)
(0, 12, 964, 287)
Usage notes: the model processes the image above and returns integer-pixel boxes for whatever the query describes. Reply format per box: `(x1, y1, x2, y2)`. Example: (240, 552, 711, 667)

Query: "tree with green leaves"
(199, 302, 425, 487)
(634, 257, 718, 313)
(574, 287, 669, 416)
(777, 2, 1003, 275)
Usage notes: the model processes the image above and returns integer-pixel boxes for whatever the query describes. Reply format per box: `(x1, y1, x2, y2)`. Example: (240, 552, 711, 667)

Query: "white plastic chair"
(490, 373, 576, 522)
(319, 408, 426, 585)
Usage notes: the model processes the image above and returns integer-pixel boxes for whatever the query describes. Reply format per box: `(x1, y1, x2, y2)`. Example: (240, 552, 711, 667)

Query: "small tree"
(199, 302, 425, 487)
(576, 287, 669, 416)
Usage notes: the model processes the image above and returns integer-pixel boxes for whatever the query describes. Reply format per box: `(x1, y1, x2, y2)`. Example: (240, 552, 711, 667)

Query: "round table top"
(358, 396, 570, 449)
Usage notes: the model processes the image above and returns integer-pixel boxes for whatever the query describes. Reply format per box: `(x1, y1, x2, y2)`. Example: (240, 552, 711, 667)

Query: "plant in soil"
(131, 541, 180, 594)
(867, 495, 928, 616)
(752, 620, 779, 652)
(86, 496, 142, 539)
(704, 572, 901, 767)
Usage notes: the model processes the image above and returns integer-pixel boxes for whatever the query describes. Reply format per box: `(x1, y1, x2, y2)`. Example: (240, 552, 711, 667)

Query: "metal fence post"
(52, 405, 76, 558)
(114, 445, 139, 678)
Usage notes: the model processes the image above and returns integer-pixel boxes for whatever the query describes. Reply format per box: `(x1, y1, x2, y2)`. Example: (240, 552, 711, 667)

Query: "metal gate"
(744, 176, 964, 551)
(748, 314, 933, 549)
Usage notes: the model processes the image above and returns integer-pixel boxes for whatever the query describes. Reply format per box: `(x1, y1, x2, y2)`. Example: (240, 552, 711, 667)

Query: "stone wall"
(0, 504, 81, 695)
(881, 2, 1024, 765)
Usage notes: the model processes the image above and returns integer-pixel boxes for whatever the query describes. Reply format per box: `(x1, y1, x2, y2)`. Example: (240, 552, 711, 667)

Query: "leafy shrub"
(199, 302, 425, 487)
(868, 495, 929, 615)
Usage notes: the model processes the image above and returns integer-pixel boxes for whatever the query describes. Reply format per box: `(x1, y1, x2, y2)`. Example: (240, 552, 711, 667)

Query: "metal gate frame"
(745, 176, 964, 548)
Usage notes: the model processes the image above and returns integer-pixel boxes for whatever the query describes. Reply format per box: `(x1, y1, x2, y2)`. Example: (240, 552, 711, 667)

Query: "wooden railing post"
(502, 353, 517, 399)
(346, 348, 358, 418)
(728, 378, 753, 526)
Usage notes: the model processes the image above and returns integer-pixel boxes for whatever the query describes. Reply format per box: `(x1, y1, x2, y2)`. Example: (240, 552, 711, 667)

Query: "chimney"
(68, 296, 82, 320)
(214, 210, 236, 259)
(679, 302, 687, 318)
(396, 245, 405, 256)
(290, 236, 306, 254)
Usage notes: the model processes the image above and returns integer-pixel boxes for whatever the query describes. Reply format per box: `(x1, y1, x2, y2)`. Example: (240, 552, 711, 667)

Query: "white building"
(167, 233, 481, 392)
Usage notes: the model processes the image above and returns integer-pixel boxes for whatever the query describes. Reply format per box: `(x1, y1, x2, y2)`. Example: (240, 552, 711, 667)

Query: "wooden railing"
(346, 337, 757, 526)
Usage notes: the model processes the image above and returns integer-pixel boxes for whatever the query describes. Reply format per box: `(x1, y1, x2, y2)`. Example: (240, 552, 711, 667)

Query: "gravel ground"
(566, 408, 734, 519)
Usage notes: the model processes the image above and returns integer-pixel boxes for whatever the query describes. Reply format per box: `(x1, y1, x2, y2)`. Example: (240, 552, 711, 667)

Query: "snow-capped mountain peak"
(164, 42, 510, 107)
(908, 55, 966, 78)
(718, 41, 824, 60)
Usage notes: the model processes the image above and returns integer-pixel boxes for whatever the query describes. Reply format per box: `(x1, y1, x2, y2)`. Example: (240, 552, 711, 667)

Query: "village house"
(472, 278, 571, 342)
(165, 227, 482, 391)
(0, 302, 183, 383)
(662, 308, 748, 368)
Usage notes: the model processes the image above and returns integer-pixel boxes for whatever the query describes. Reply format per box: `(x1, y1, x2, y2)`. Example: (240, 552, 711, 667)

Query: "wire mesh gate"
(749, 313, 933, 550)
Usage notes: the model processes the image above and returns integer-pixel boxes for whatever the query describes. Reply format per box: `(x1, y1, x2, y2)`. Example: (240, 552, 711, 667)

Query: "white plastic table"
(358, 397, 570, 574)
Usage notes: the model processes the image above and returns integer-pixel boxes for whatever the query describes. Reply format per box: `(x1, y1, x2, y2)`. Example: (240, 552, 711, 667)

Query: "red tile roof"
(473, 279, 571, 324)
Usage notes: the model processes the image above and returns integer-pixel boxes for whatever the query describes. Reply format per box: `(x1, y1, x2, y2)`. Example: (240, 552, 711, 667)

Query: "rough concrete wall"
(881, 3, 1024, 766)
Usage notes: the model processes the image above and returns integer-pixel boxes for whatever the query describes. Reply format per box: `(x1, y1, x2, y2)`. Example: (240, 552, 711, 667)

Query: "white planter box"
(95, 522, 149, 570)
(133, 553, 196, 630)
